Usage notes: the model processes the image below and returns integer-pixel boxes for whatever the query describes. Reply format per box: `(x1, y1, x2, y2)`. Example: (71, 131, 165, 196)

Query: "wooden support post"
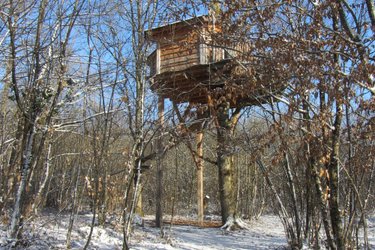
(196, 131, 204, 225)
(155, 97, 164, 228)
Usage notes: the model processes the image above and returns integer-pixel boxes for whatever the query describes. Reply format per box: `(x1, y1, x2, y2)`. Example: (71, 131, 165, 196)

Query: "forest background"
(0, 0, 374, 249)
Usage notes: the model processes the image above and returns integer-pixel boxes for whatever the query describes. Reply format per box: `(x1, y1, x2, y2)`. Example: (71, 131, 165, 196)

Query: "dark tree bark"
(328, 103, 344, 249)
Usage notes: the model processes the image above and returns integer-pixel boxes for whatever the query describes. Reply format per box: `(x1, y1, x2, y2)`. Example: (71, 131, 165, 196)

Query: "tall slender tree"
(1, 0, 84, 240)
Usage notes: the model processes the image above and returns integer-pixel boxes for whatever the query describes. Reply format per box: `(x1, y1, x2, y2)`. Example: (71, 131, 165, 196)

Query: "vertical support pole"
(196, 131, 204, 225)
(155, 96, 164, 228)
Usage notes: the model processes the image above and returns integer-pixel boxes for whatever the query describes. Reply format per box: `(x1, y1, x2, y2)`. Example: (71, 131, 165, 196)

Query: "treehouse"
(146, 15, 262, 106)
(146, 16, 286, 227)
(146, 16, 286, 108)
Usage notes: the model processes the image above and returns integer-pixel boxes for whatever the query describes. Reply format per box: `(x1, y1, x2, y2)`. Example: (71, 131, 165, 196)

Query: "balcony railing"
(147, 41, 249, 77)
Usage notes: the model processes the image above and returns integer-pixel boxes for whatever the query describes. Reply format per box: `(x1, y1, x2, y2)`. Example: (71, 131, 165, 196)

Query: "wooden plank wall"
(159, 28, 200, 73)
(150, 20, 250, 76)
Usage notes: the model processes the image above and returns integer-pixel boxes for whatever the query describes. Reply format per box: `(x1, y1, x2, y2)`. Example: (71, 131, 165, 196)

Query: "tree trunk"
(135, 184, 144, 216)
(196, 131, 204, 225)
(32, 143, 52, 215)
(284, 153, 301, 248)
(328, 103, 344, 249)
(310, 158, 336, 249)
(217, 145, 236, 224)
(155, 148, 164, 228)
(216, 102, 236, 226)
(98, 168, 108, 226)
(66, 159, 81, 249)
(256, 159, 296, 241)
(1, 115, 22, 214)
(7, 122, 35, 239)
(214, 102, 248, 231)
(155, 97, 164, 228)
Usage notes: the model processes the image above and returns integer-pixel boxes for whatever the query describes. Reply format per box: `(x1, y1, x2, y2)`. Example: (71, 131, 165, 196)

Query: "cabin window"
(147, 47, 161, 76)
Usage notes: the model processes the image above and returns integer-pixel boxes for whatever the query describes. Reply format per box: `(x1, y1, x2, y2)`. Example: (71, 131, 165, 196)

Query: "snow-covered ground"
(0, 211, 374, 249)
(132, 215, 287, 250)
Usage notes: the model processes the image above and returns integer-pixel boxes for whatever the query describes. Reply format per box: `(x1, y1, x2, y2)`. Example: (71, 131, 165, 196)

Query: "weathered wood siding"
(146, 16, 278, 106)
(159, 28, 200, 73)
(147, 18, 250, 77)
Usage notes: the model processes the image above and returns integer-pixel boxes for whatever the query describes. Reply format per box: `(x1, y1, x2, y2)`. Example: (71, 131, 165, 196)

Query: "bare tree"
(1, 0, 84, 240)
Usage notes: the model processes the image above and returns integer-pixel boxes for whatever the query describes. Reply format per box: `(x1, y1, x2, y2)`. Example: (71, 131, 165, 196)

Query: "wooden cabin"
(146, 16, 240, 104)
(146, 16, 279, 106)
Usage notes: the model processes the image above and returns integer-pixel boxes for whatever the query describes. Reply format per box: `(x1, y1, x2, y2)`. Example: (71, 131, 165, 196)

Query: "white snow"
(131, 215, 287, 250)
(1, 211, 374, 249)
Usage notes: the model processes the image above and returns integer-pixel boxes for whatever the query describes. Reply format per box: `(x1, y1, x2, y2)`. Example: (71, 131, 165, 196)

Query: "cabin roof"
(145, 15, 209, 41)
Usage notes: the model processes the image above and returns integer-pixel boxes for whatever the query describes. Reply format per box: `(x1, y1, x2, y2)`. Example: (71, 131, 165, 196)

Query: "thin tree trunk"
(271, 98, 302, 246)
(3, 115, 23, 212)
(305, 90, 336, 249)
(169, 147, 180, 230)
(256, 159, 296, 241)
(98, 166, 108, 226)
(125, 158, 143, 235)
(155, 97, 164, 228)
(59, 169, 67, 209)
(122, 162, 134, 250)
(0, 60, 11, 212)
(310, 158, 336, 249)
(196, 131, 204, 225)
(83, 170, 98, 250)
(285, 153, 301, 248)
(328, 103, 344, 249)
(302, 99, 314, 244)
(7, 119, 22, 167)
(135, 181, 144, 217)
(7, 123, 35, 239)
(32, 143, 52, 215)
(66, 160, 81, 249)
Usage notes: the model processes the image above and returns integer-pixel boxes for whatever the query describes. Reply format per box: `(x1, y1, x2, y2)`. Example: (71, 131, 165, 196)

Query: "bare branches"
(52, 108, 124, 130)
